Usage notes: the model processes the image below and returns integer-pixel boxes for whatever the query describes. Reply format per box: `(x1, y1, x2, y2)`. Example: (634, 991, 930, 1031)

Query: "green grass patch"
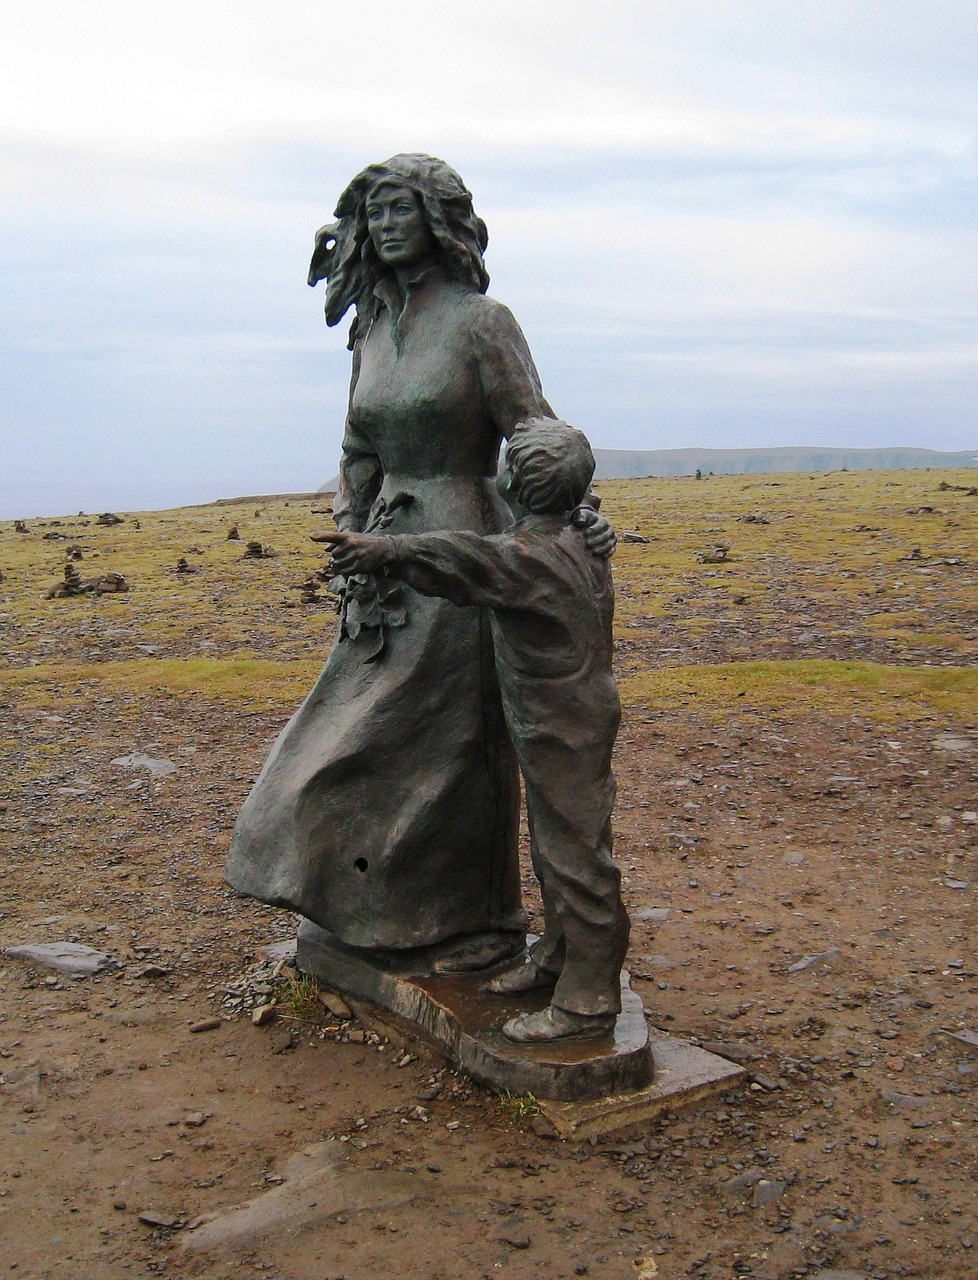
(496, 1090, 540, 1123)
(620, 660, 978, 723)
(0, 657, 322, 708)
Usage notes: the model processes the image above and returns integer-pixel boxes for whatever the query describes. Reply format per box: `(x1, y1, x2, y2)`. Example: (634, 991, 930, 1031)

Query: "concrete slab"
(536, 1033, 746, 1139)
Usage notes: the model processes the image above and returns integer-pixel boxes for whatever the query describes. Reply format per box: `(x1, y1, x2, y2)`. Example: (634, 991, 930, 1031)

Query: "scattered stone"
(787, 947, 841, 974)
(96, 512, 124, 526)
(700, 1040, 752, 1064)
(14, 519, 29, 533)
(138, 1209, 182, 1229)
(136, 964, 170, 979)
(633, 907, 670, 923)
(174, 557, 199, 575)
(932, 734, 973, 753)
(113, 1199, 127, 1211)
(697, 544, 730, 564)
(243, 541, 276, 559)
(620, 531, 650, 544)
(263, 940, 298, 963)
(180, 1141, 418, 1252)
(962, 811, 978, 824)
(750, 1072, 781, 1092)
(719, 1169, 764, 1201)
(935, 1028, 978, 1055)
(226, 525, 240, 540)
(880, 1088, 928, 1108)
(5, 941, 113, 977)
(252, 1004, 277, 1026)
(184, 1112, 207, 1128)
(189, 1018, 222, 1034)
(110, 752, 177, 777)
(809, 1272, 868, 1280)
(317, 991, 353, 1020)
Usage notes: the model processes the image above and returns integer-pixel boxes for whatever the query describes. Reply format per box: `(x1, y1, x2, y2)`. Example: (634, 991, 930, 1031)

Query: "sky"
(1, 0, 976, 518)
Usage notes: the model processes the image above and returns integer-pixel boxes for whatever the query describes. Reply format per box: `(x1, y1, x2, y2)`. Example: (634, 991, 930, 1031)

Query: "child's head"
(501, 419, 595, 514)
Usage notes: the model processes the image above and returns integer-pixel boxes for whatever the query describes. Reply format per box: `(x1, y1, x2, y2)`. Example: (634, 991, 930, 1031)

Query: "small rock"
(5, 941, 113, 977)
(932, 735, 973, 753)
(700, 1040, 752, 1064)
(262, 940, 297, 963)
(269, 1029, 294, 1054)
(110, 752, 176, 777)
(136, 964, 170, 979)
(138, 1209, 182, 1229)
(750, 1072, 781, 1092)
(880, 1088, 927, 1108)
(720, 1169, 763, 1201)
(787, 946, 841, 974)
(935, 1028, 978, 1054)
(751, 1178, 787, 1207)
(189, 1018, 221, 1034)
(113, 1199, 127, 1211)
(962, 811, 978, 824)
(318, 991, 353, 1020)
(633, 907, 670, 923)
(531, 1115, 558, 1138)
(494, 1230, 531, 1249)
(252, 1004, 277, 1026)
(183, 1112, 207, 1128)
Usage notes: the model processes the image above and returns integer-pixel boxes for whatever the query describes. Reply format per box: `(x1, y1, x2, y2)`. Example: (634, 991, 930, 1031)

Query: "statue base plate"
(296, 920, 654, 1103)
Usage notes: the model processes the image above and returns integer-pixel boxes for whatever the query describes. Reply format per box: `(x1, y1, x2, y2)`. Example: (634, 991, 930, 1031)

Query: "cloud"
(1, 2, 976, 516)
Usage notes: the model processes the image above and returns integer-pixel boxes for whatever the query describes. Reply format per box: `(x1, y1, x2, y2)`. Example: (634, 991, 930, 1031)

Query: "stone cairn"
(46, 564, 130, 599)
(242, 541, 276, 559)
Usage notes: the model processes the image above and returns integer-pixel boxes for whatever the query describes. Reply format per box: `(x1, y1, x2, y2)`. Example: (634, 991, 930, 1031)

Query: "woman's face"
(365, 184, 437, 273)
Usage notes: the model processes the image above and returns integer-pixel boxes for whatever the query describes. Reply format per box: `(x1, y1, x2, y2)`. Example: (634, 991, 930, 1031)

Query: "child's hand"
(571, 506, 617, 559)
(312, 531, 393, 575)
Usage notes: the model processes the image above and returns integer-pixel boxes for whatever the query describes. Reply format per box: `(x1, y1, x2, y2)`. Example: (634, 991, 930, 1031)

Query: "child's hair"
(506, 419, 595, 514)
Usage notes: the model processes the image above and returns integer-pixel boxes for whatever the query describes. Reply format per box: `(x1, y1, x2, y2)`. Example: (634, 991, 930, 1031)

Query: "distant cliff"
(588, 445, 978, 479)
(318, 445, 977, 492)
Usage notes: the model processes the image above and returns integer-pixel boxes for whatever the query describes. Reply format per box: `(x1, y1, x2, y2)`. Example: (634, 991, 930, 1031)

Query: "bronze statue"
(226, 155, 620, 1007)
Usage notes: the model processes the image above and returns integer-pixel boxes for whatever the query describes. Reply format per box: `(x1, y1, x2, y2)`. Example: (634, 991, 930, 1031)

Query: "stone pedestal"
(296, 920, 654, 1103)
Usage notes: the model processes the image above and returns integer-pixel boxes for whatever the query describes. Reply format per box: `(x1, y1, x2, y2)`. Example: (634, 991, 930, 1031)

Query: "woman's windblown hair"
(308, 154, 490, 347)
(506, 419, 596, 515)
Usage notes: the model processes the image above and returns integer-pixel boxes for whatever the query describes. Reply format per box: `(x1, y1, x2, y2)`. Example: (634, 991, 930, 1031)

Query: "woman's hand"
(571, 506, 617, 559)
(311, 530, 394, 576)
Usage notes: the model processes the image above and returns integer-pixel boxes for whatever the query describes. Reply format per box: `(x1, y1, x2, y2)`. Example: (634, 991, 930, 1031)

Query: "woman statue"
(226, 154, 607, 973)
